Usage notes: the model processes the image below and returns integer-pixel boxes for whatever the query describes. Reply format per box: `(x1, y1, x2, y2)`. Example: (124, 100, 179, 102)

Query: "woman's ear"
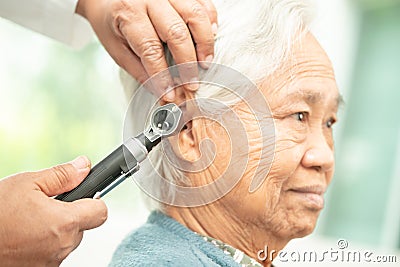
(167, 83, 200, 162)
(174, 120, 201, 162)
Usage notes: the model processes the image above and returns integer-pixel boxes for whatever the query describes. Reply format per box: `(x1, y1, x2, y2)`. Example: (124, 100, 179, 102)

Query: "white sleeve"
(0, 0, 94, 49)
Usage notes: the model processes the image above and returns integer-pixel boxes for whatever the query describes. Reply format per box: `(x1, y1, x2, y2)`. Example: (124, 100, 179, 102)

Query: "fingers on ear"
(161, 77, 194, 105)
(174, 84, 188, 105)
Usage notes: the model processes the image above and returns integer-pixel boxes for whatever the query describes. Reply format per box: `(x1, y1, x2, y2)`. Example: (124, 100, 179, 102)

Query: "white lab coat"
(0, 0, 93, 49)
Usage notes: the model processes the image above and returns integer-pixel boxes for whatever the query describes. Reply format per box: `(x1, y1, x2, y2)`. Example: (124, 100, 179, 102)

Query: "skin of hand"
(0, 156, 107, 267)
(76, 0, 218, 102)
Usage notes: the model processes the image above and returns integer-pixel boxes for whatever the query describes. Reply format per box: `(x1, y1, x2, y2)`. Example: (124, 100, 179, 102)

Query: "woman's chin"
(273, 211, 320, 240)
(291, 212, 321, 238)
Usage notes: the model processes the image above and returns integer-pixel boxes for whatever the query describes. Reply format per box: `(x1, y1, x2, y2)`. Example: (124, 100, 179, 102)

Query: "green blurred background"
(0, 0, 399, 266)
(321, 1, 400, 249)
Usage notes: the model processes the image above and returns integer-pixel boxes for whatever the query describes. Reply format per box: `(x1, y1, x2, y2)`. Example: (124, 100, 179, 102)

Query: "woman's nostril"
(313, 166, 322, 172)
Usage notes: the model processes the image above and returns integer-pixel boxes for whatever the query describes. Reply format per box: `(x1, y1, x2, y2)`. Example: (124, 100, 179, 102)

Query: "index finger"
(119, 14, 176, 101)
(169, 0, 215, 70)
(148, 1, 200, 91)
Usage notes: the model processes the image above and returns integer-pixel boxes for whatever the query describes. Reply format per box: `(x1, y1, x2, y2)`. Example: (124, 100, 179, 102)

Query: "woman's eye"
(293, 112, 307, 122)
(326, 117, 336, 128)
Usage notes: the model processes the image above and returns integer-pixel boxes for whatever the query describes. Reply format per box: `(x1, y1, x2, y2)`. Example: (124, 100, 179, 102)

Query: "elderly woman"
(110, 0, 341, 266)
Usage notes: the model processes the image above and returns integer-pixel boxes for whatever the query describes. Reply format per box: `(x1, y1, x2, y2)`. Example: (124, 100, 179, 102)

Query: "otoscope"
(55, 103, 183, 202)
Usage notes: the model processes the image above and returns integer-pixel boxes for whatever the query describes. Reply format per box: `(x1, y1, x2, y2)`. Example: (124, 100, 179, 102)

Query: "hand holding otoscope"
(55, 103, 183, 202)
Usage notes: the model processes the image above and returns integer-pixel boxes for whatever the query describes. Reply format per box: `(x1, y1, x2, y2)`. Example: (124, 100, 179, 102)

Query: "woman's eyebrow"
(283, 90, 343, 109)
(284, 90, 322, 105)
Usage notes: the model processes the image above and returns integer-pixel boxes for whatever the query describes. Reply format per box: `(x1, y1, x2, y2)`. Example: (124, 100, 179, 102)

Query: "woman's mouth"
(288, 185, 326, 210)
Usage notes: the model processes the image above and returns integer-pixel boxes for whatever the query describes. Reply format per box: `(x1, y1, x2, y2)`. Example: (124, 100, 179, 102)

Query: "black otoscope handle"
(55, 145, 137, 202)
(55, 103, 182, 202)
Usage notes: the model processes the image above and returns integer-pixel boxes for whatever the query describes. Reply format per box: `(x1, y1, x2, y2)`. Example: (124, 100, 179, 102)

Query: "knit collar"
(148, 211, 272, 267)
(147, 211, 240, 266)
(201, 235, 263, 267)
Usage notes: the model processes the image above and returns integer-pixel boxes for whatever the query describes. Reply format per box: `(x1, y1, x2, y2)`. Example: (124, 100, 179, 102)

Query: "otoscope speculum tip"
(145, 103, 183, 142)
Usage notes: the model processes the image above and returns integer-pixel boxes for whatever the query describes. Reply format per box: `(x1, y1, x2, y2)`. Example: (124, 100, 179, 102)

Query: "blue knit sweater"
(109, 211, 240, 266)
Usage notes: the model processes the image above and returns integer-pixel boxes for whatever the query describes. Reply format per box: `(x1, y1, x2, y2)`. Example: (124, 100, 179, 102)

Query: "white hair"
(121, 0, 314, 211)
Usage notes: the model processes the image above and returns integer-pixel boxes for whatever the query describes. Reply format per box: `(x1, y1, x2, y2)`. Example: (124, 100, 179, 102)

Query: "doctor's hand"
(0, 156, 107, 267)
(75, 0, 217, 102)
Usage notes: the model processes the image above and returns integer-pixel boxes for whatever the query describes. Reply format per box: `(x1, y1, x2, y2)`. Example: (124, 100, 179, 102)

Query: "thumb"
(69, 198, 108, 231)
(34, 156, 91, 196)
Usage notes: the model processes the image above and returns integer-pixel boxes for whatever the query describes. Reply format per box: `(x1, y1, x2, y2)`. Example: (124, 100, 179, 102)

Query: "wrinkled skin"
(168, 32, 341, 266)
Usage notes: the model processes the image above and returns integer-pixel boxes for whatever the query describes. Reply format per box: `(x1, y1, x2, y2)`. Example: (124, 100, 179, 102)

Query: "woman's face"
(194, 32, 341, 241)
(170, 32, 340, 244)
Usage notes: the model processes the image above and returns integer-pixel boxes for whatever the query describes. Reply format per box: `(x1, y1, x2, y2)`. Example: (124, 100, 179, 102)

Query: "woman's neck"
(167, 205, 288, 266)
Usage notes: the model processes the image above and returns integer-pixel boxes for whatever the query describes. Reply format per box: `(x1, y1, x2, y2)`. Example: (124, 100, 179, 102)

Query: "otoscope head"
(152, 104, 181, 135)
(144, 103, 183, 143)
(133, 103, 182, 153)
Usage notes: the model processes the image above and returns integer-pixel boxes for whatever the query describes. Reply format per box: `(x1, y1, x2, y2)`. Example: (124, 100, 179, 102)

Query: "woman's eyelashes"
(325, 117, 337, 129)
(289, 112, 337, 129)
(291, 111, 308, 124)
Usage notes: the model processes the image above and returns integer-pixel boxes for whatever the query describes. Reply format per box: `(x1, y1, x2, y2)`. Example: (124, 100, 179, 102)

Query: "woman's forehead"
(260, 32, 340, 108)
(262, 75, 340, 112)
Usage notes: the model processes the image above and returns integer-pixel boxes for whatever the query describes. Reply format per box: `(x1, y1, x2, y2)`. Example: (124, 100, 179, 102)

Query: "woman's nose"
(301, 134, 334, 172)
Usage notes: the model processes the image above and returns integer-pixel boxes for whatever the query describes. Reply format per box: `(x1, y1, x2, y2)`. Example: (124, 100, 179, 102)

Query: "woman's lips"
(288, 185, 326, 210)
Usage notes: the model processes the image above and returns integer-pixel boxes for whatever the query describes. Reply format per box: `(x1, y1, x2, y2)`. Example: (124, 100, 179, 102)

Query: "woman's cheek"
(269, 123, 306, 182)
(276, 118, 307, 143)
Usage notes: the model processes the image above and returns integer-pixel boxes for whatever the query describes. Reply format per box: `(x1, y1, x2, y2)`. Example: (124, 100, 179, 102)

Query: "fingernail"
(71, 156, 89, 170)
(212, 23, 218, 36)
(164, 87, 175, 101)
(186, 78, 199, 91)
(201, 55, 214, 69)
